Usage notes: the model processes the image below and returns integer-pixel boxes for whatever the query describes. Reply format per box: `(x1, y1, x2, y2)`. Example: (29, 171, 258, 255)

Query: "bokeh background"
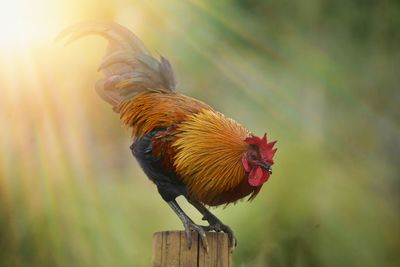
(0, 0, 399, 266)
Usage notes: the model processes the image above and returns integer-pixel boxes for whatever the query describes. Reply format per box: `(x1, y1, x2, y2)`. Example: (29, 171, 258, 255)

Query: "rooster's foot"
(187, 198, 237, 251)
(167, 200, 209, 252)
(182, 219, 209, 253)
(201, 215, 237, 251)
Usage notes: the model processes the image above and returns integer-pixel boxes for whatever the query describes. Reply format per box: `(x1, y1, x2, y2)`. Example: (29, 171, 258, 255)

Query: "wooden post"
(152, 231, 232, 267)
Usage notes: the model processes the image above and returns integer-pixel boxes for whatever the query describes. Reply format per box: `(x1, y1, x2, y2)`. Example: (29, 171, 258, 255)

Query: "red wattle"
(248, 166, 262, 186)
(248, 166, 270, 186)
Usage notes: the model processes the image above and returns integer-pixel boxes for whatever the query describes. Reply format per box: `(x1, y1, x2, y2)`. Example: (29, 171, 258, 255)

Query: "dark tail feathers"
(57, 22, 176, 111)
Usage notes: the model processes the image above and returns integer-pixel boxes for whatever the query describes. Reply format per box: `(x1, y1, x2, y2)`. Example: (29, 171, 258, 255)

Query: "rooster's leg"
(167, 200, 209, 252)
(187, 199, 237, 250)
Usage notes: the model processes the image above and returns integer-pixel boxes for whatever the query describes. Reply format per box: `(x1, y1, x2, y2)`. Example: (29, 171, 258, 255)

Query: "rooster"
(58, 22, 277, 251)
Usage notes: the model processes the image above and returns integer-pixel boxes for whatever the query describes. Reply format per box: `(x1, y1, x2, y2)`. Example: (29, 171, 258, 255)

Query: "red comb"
(245, 133, 277, 164)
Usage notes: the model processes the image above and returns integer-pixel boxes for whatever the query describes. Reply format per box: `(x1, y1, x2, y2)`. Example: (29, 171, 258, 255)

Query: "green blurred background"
(0, 0, 399, 266)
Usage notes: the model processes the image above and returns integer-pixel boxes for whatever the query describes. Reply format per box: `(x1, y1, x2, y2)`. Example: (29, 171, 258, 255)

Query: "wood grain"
(152, 231, 232, 267)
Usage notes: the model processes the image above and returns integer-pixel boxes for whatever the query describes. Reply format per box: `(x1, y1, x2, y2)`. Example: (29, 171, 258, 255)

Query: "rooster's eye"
(250, 155, 257, 160)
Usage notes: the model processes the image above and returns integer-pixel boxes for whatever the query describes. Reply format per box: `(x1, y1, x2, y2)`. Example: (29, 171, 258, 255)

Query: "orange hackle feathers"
(118, 92, 212, 138)
(173, 110, 250, 204)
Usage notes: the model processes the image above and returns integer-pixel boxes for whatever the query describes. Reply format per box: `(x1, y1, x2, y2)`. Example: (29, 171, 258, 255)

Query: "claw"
(196, 227, 209, 254)
(220, 223, 237, 252)
(182, 218, 209, 252)
(184, 221, 193, 249)
(228, 232, 237, 253)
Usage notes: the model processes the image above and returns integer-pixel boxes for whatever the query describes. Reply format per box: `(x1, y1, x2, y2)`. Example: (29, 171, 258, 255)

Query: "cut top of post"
(152, 231, 232, 267)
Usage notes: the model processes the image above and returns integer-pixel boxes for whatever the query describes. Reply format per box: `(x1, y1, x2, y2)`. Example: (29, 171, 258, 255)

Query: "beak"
(258, 162, 272, 174)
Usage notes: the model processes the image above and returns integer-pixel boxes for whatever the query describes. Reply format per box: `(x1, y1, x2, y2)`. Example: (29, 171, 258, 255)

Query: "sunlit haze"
(0, 1, 399, 266)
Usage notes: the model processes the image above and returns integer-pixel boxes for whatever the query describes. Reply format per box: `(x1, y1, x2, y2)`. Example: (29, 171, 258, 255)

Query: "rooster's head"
(242, 134, 277, 187)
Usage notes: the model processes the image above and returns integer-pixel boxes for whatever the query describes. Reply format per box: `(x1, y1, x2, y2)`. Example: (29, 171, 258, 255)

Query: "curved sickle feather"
(56, 22, 149, 55)
(57, 22, 177, 110)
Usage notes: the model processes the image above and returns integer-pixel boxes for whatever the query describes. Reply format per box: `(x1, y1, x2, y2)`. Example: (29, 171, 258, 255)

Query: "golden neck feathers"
(173, 110, 251, 204)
